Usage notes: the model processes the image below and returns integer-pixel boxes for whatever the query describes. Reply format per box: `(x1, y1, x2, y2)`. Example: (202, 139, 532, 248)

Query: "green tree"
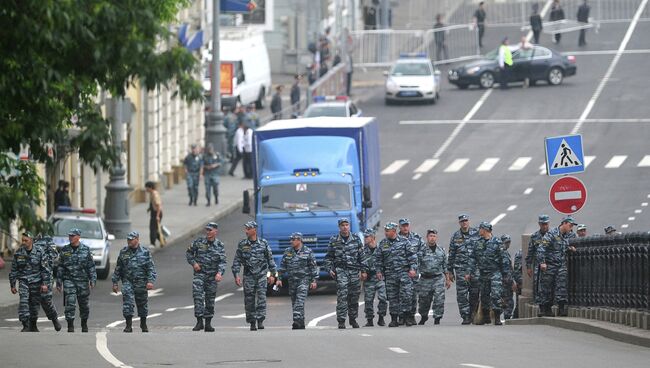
(0, 0, 203, 235)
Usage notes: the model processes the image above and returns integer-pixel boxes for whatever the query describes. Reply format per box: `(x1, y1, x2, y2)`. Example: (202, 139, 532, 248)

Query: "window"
(51, 218, 103, 239)
(391, 63, 432, 76)
(260, 183, 352, 213)
(533, 47, 551, 58)
(242, 0, 266, 25)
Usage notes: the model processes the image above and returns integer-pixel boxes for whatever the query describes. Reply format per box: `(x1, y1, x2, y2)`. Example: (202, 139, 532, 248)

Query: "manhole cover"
(207, 360, 281, 365)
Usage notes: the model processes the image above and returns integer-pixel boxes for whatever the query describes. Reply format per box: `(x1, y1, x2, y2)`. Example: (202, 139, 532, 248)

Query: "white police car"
(384, 53, 441, 105)
(303, 96, 362, 118)
(48, 207, 115, 280)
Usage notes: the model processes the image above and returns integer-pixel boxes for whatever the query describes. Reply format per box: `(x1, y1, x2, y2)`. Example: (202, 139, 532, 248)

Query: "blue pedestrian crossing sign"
(545, 134, 585, 176)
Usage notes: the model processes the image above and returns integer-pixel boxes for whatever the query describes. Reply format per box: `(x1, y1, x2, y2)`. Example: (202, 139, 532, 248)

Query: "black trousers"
(149, 211, 162, 245)
(533, 30, 541, 44)
(229, 151, 242, 175)
(242, 152, 253, 179)
(478, 24, 485, 47)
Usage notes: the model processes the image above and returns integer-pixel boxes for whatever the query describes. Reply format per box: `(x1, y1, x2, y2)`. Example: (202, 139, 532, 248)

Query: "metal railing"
(306, 62, 348, 103)
(567, 232, 649, 310)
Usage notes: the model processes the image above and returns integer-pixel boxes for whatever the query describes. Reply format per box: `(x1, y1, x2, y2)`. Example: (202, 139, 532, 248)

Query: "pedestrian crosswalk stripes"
(638, 155, 650, 167)
(508, 157, 531, 171)
(476, 158, 499, 172)
(381, 160, 409, 175)
(379, 155, 646, 176)
(444, 158, 469, 172)
(605, 155, 627, 168)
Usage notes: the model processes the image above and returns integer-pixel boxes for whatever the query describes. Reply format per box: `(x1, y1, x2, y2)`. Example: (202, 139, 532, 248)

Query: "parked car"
(303, 96, 362, 118)
(448, 45, 576, 89)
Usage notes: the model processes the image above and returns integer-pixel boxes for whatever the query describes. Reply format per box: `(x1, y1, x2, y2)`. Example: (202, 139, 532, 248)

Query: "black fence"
(568, 232, 649, 310)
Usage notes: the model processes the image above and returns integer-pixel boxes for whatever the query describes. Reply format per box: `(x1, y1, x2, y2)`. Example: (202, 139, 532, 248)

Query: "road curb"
(506, 317, 650, 348)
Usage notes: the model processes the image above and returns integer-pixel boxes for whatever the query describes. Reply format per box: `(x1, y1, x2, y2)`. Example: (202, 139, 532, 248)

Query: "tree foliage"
(0, 0, 203, 235)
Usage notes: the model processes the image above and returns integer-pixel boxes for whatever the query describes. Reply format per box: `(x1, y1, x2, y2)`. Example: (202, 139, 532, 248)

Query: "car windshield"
(304, 105, 347, 117)
(51, 217, 103, 239)
(391, 62, 431, 76)
(261, 183, 352, 213)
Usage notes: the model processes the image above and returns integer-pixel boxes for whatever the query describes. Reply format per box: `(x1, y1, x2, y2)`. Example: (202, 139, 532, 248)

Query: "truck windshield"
(261, 183, 352, 213)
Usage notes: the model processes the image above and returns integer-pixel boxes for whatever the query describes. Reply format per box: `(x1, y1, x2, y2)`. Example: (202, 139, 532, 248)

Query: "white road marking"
(476, 158, 500, 172)
(444, 158, 469, 173)
(637, 155, 650, 167)
(172, 326, 193, 330)
(539, 163, 547, 175)
(400, 118, 650, 125)
(388, 347, 409, 354)
(524, 188, 534, 195)
(507, 205, 517, 211)
(96, 331, 133, 368)
(634, 209, 642, 214)
(393, 192, 403, 199)
(222, 313, 246, 319)
(5, 316, 65, 322)
(564, 49, 650, 56)
(381, 160, 409, 175)
(508, 157, 531, 171)
(106, 313, 162, 328)
(628, 217, 635, 221)
(414, 158, 439, 173)
(237, 287, 244, 292)
(460, 364, 495, 368)
(148, 288, 164, 297)
(571, 0, 649, 134)
(434, 89, 493, 159)
(642, 202, 648, 207)
(490, 213, 507, 226)
(605, 155, 627, 168)
(584, 156, 596, 168)
(412, 173, 423, 180)
(215, 293, 234, 302)
(165, 293, 233, 312)
(360, 333, 372, 337)
(621, 224, 629, 229)
(308, 302, 364, 327)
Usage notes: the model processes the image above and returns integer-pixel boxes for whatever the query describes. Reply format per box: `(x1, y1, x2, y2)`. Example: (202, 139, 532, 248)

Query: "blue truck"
(242, 117, 381, 279)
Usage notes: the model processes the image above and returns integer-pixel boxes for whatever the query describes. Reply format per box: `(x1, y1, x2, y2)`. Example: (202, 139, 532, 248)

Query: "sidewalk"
(0, 170, 251, 308)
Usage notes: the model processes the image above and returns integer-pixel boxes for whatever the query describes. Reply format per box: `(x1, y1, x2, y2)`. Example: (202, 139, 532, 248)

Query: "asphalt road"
(2, 4, 650, 368)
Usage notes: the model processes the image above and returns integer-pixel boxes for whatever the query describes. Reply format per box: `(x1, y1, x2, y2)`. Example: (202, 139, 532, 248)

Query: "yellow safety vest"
(501, 45, 513, 66)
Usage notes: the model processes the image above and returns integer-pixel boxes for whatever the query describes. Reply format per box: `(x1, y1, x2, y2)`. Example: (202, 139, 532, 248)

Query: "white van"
(203, 34, 271, 109)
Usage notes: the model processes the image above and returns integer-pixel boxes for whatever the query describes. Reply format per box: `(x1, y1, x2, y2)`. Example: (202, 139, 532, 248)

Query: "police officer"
(447, 214, 480, 325)
(34, 233, 62, 331)
(112, 231, 157, 333)
(324, 218, 367, 329)
(375, 222, 418, 327)
(526, 214, 551, 316)
(186, 222, 227, 332)
(276, 232, 318, 329)
(56, 228, 96, 332)
(469, 222, 508, 325)
(417, 229, 450, 325)
(500, 234, 515, 320)
(202, 144, 222, 207)
(362, 229, 387, 327)
(183, 144, 202, 206)
(232, 221, 277, 331)
(9, 232, 59, 332)
(512, 247, 523, 318)
(604, 225, 617, 236)
(398, 218, 424, 326)
(537, 216, 577, 317)
(576, 224, 587, 237)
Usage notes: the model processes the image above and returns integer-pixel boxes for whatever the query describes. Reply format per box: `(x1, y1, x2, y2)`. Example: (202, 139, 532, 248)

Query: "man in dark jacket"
(550, 0, 565, 44)
(530, 3, 543, 44)
(270, 85, 283, 120)
(577, 0, 590, 46)
(290, 75, 301, 117)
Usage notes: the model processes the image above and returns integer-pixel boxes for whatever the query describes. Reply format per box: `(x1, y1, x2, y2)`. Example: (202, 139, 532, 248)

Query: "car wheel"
(457, 84, 469, 90)
(479, 72, 495, 89)
(97, 259, 110, 280)
(255, 87, 265, 109)
(547, 67, 564, 86)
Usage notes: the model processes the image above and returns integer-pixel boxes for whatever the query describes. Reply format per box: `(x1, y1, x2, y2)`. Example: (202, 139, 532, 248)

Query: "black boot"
(192, 317, 204, 331)
(29, 318, 39, 332)
(461, 315, 472, 325)
(544, 304, 555, 317)
(299, 320, 305, 329)
(337, 319, 346, 329)
(558, 302, 568, 317)
(418, 315, 428, 325)
(349, 318, 359, 328)
(377, 315, 385, 326)
(398, 315, 405, 326)
(123, 317, 133, 333)
(52, 317, 61, 331)
(67, 319, 74, 333)
(250, 322, 257, 331)
(405, 314, 415, 327)
(204, 317, 214, 332)
(537, 304, 545, 317)
(482, 309, 491, 325)
(206, 200, 210, 207)
(434, 317, 441, 325)
(494, 310, 503, 325)
(388, 314, 399, 327)
(21, 320, 29, 332)
(292, 321, 301, 330)
(81, 318, 88, 333)
(364, 318, 374, 327)
(140, 317, 149, 332)
(257, 320, 264, 330)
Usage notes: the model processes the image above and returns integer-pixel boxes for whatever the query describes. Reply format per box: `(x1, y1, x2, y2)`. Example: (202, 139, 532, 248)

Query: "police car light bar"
(399, 52, 427, 58)
(313, 95, 348, 102)
(56, 206, 97, 214)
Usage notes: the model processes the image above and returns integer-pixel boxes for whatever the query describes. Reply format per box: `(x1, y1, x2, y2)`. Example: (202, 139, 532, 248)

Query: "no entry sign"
(549, 176, 587, 214)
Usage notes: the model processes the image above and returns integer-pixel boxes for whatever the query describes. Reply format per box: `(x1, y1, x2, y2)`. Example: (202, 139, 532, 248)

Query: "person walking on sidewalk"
(434, 14, 449, 61)
(112, 231, 157, 333)
(242, 124, 254, 179)
(577, 0, 590, 46)
(473, 2, 487, 48)
(34, 234, 61, 330)
(9, 232, 60, 332)
(186, 222, 227, 332)
(145, 181, 163, 247)
(324, 218, 368, 329)
(228, 121, 246, 177)
(275, 232, 318, 330)
(530, 3, 543, 44)
(550, 0, 565, 44)
(202, 144, 222, 206)
(232, 221, 277, 331)
(290, 75, 301, 117)
(417, 229, 450, 325)
(183, 144, 202, 206)
(56, 228, 96, 332)
(271, 85, 283, 120)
